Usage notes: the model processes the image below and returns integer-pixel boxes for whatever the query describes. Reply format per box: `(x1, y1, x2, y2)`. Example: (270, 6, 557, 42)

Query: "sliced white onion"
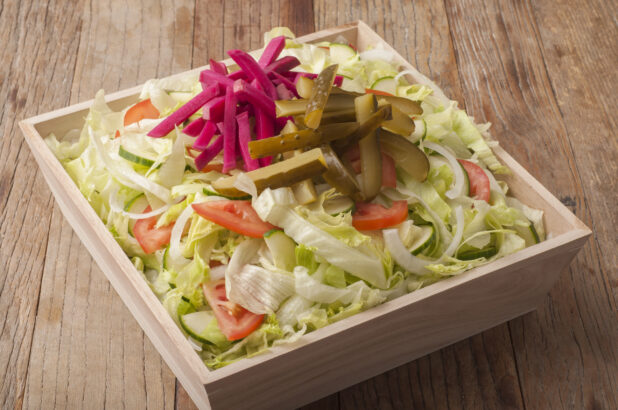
(394, 69, 417, 83)
(233, 172, 258, 198)
(209, 264, 227, 281)
(225, 238, 263, 296)
(442, 206, 464, 258)
(226, 264, 295, 314)
(359, 49, 396, 62)
(169, 205, 194, 263)
(89, 126, 171, 203)
(109, 187, 171, 219)
(383, 229, 431, 274)
(187, 336, 203, 352)
(423, 141, 465, 199)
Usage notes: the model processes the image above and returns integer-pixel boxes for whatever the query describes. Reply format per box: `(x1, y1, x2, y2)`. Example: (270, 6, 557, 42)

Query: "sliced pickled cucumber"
(275, 93, 356, 117)
(296, 76, 314, 99)
(203, 187, 251, 200)
(380, 105, 415, 137)
(321, 144, 360, 198)
(305, 64, 339, 129)
(379, 131, 429, 182)
(355, 93, 382, 199)
(377, 95, 423, 116)
(212, 148, 328, 197)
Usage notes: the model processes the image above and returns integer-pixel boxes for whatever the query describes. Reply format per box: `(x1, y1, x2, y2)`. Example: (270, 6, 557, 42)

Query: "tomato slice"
(115, 99, 160, 138)
(346, 145, 397, 188)
(192, 200, 276, 238)
(352, 200, 408, 231)
(133, 206, 175, 254)
(202, 279, 264, 341)
(365, 88, 394, 96)
(458, 159, 490, 203)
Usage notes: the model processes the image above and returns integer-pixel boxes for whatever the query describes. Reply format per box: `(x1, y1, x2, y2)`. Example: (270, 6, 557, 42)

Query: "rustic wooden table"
(1, 0, 616, 409)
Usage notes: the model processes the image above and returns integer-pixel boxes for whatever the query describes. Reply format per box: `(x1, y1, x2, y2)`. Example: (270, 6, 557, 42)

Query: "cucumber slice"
(264, 230, 297, 271)
(370, 76, 398, 95)
(410, 225, 436, 255)
(457, 245, 498, 260)
(460, 161, 471, 197)
(329, 43, 357, 65)
(179, 311, 216, 345)
(203, 188, 251, 201)
(323, 195, 355, 215)
(119, 146, 156, 167)
(514, 221, 540, 247)
(124, 194, 149, 237)
(162, 246, 171, 270)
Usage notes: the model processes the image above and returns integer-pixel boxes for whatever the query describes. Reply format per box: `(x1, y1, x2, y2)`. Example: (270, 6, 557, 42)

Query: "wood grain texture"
(0, 1, 615, 410)
(20, 0, 193, 409)
(442, 1, 617, 408)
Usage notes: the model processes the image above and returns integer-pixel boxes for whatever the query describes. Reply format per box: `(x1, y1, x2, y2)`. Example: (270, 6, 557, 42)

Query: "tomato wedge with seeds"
(115, 99, 160, 138)
(202, 279, 264, 341)
(352, 200, 408, 231)
(192, 200, 276, 238)
(133, 206, 175, 254)
(458, 159, 490, 203)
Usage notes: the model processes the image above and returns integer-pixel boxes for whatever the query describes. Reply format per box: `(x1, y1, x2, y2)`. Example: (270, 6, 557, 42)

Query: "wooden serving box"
(19, 21, 590, 410)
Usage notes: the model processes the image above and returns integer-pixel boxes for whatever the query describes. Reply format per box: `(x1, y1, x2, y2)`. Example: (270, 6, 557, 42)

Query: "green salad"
(45, 28, 545, 369)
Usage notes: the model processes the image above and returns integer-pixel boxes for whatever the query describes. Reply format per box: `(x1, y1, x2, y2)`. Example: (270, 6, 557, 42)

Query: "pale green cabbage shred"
(45, 27, 545, 369)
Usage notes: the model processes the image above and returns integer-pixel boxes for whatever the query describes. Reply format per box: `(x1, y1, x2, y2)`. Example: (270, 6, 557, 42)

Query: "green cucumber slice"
(179, 311, 213, 345)
(514, 221, 540, 247)
(370, 76, 398, 95)
(124, 193, 149, 237)
(119, 146, 156, 167)
(323, 196, 355, 215)
(329, 43, 357, 64)
(410, 225, 436, 255)
(203, 188, 251, 201)
(264, 230, 296, 271)
(457, 245, 498, 260)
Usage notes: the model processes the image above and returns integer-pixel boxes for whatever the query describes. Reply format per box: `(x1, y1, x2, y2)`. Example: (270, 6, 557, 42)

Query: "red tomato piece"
(202, 279, 264, 341)
(352, 200, 408, 231)
(365, 88, 394, 96)
(115, 99, 160, 138)
(458, 159, 490, 203)
(192, 200, 276, 238)
(133, 206, 175, 254)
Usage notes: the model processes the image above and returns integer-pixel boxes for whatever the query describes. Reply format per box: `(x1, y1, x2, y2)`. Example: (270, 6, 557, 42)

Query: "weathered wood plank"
(0, 1, 86, 408)
(313, 2, 525, 409)
(22, 0, 194, 409)
(443, 0, 618, 408)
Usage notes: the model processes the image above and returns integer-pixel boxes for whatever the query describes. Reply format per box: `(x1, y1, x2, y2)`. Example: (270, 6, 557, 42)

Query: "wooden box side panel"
(204, 239, 587, 410)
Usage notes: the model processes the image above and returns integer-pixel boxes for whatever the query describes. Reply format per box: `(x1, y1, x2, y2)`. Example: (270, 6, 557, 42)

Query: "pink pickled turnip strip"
(193, 120, 217, 151)
(209, 59, 228, 75)
(265, 56, 300, 73)
(148, 84, 220, 137)
(202, 95, 226, 121)
(255, 108, 274, 167)
(182, 117, 206, 137)
(258, 36, 286, 67)
(233, 80, 276, 118)
(200, 69, 234, 88)
(276, 83, 293, 100)
(227, 49, 278, 99)
(236, 111, 260, 171)
(222, 87, 238, 173)
(194, 135, 224, 171)
(228, 70, 248, 81)
(268, 71, 299, 97)
(333, 75, 343, 87)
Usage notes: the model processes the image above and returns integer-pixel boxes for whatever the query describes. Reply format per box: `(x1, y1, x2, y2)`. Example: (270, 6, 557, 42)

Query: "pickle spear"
(279, 122, 318, 205)
(332, 104, 392, 151)
(275, 94, 356, 117)
(380, 104, 415, 137)
(321, 144, 361, 199)
(212, 148, 328, 197)
(304, 64, 339, 129)
(248, 122, 358, 158)
(379, 130, 429, 182)
(307, 108, 357, 125)
(355, 93, 382, 199)
(296, 76, 314, 99)
(377, 95, 422, 116)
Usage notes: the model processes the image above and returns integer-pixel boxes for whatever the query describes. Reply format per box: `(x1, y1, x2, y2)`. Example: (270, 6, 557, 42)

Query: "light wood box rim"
(19, 20, 591, 406)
